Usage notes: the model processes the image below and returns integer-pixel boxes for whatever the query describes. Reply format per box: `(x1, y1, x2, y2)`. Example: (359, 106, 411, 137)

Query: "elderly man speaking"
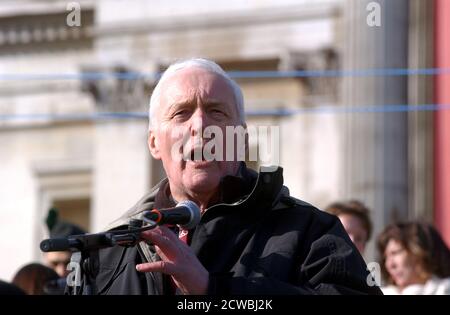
(75, 58, 382, 295)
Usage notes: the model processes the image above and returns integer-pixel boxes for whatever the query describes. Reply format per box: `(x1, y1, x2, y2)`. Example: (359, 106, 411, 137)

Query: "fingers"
(141, 226, 183, 256)
(154, 245, 168, 261)
(136, 260, 176, 274)
(141, 225, 177, 244)
(136, 226, 209, 294)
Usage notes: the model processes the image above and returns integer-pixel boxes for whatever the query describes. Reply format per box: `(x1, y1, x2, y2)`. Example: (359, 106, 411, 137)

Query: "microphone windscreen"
(177, 200, 201, 230)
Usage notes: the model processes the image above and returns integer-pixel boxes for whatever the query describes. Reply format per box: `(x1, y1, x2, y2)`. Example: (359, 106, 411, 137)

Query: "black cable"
(108, 220, 157, 236)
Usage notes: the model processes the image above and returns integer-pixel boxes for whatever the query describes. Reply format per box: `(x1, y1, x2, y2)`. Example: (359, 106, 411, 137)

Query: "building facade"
(0, 0, 446, 280)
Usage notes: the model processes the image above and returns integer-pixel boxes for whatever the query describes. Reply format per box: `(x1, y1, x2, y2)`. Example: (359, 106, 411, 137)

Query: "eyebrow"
(169, 99, 230, 110)
(204, 100, 230, 109)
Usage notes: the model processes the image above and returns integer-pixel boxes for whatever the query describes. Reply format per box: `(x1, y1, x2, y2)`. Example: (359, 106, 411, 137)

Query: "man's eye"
(174, 110, 189, 117)
(210, 109, 226, 117)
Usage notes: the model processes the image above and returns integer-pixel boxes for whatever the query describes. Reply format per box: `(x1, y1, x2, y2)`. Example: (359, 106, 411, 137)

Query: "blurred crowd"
(325, 200, 450, 295)
(1, 201, 449, 295)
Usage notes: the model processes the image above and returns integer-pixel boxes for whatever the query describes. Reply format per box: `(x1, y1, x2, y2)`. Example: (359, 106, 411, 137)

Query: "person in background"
(325, 200, 372, 256)
(44, 208, 86, 278)
(377, 221, 450, 295)
(12, 263, 60, 295)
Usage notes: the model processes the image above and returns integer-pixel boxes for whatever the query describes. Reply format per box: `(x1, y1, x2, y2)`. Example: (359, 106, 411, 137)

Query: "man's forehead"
(160, 67, 235, 106)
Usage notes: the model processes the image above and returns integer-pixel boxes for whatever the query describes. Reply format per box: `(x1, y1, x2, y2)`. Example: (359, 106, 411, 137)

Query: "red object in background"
(434, 0, 450, 247)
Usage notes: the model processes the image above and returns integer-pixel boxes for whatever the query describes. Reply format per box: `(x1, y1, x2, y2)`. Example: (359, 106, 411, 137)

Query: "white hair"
(148, 58, 245, 130)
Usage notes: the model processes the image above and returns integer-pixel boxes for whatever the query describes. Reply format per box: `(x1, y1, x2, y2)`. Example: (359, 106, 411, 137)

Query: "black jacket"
(74, 165, 382, 295)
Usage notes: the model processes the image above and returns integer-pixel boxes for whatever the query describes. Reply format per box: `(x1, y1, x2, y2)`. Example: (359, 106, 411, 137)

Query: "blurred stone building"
(0, 0, 447, 280)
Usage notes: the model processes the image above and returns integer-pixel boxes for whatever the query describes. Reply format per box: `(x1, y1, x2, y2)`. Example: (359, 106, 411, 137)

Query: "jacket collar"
(105, 164, 285, 231)
(150, 162, 256, 210)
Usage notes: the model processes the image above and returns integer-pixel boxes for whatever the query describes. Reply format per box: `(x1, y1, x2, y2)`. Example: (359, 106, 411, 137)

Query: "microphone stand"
(40, 219, 156, 295)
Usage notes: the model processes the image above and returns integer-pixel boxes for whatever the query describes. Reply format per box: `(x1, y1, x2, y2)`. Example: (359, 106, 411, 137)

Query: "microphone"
(143, 200, 201, 230)
(40, 232, 115, 252)
(39, 201, 201, 253)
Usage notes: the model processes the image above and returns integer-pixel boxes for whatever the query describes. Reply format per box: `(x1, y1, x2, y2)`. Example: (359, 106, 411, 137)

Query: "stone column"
(84, 68, 153, 232)
(408, 0, 434, 222)
(341, 0, 410, 260)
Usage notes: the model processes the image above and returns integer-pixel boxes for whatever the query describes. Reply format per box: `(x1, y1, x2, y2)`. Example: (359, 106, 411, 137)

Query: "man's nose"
(190, 108, 209, 136)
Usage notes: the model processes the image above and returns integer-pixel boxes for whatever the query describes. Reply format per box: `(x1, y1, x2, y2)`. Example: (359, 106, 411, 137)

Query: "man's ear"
(148, 130, 161, 159)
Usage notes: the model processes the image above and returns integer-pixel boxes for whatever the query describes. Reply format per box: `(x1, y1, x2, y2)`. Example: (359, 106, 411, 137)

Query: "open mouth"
(189, 147, 205, 161)
(184, 145, 216, 162)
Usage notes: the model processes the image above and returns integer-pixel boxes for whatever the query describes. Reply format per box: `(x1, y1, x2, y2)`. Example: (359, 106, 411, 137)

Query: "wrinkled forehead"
(159, 67, 236, 110)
